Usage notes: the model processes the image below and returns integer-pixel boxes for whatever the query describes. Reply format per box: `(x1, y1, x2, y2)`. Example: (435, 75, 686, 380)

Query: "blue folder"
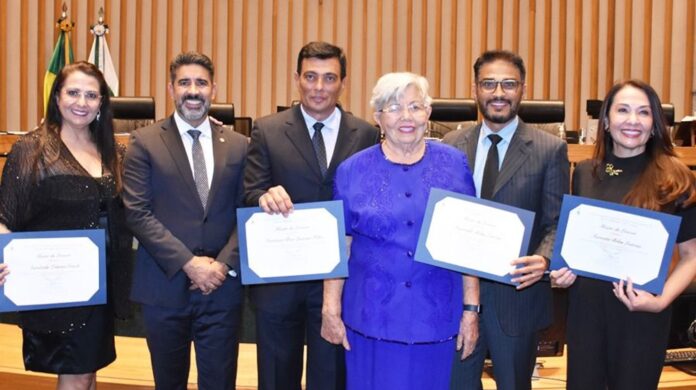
(551, 195, 681, 294)
(0, 229, 106, 313)
(415, 188, 536, 285)
(237, 200, 348, 285)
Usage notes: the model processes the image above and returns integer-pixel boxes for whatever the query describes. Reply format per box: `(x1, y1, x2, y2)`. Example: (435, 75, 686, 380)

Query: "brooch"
(605, 163, 623, 176)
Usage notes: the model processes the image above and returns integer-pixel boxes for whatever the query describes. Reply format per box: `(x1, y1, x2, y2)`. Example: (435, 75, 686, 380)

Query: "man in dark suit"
(123, 52, 247, 390)
(444, 50, 569, 390)
(244, 41, 380, 390)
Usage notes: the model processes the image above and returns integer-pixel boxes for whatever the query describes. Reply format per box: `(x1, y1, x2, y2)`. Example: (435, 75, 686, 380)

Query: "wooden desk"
(566, 144, 696, 167)
(1, 323, 694, 389)
(1, 134, 694, 175)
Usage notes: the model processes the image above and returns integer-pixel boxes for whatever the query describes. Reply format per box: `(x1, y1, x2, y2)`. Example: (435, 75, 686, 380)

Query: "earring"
(96, 110, 101, 122)
(604, 122, 609, 132)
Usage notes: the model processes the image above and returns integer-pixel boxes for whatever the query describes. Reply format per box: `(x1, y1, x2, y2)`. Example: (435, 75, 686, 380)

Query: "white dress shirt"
(300, 105, 342, 166)
(174, 111, 215, 188)
(472, 117, 519, 197)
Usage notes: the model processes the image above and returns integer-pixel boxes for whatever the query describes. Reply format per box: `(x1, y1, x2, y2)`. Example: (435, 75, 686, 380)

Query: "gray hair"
(370, 72, 432, 111)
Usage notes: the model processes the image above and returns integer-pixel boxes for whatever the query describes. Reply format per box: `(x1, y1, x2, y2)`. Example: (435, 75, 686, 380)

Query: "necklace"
(605, 163, 623, 176)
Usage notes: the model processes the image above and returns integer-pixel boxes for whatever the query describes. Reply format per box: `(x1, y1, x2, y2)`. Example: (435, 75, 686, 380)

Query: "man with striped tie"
(123, 52, 248, 390)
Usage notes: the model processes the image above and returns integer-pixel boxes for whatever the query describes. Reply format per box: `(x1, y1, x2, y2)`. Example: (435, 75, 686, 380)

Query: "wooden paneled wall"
(1, 0, 695, 131)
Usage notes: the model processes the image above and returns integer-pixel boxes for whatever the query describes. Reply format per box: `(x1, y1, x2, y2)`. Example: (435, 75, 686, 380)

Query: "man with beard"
(244, 41, 379, 390)
(443, 50, 569, 390)
(123, 52, 247, 390)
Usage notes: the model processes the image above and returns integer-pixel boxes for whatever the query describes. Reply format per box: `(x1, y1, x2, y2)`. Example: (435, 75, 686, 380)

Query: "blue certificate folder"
(415, 188, 536, 285)
(0, 229, 107, 313)
(237, 200, 348, 285)
(551, 195, 681, 294)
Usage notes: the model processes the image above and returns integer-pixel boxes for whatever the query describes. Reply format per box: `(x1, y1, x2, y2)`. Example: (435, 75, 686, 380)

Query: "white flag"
(88, 21, 119, 96)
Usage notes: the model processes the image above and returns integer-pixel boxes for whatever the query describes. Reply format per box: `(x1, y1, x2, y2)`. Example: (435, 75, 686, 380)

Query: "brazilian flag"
(43, 30, 74, 114)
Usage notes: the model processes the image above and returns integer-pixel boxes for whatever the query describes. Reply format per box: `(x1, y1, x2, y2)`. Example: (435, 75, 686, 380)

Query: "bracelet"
(463, 304, 481, 314)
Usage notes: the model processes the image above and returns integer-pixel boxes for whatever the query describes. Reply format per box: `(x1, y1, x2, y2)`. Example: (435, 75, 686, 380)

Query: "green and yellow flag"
(43, 4, 74, 114)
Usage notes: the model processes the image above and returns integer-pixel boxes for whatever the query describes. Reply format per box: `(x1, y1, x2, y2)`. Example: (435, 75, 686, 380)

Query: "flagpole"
(43, 3, 74, 114)
(89, 7, 119, 96)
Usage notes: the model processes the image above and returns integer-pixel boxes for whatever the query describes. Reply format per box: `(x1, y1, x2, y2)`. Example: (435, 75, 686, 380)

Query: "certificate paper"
(237, 200, 348, 285)
(0, 229, 106, 312)
(550, 195, 681, 294)
(415, 188, 535, 285)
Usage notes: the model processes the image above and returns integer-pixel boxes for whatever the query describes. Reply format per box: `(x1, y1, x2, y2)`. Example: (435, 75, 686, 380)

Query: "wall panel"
(1, 0, 695, 131)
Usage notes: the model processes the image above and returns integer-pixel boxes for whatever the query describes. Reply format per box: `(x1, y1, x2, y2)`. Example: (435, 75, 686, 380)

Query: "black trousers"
(254, 281, 346, 390)
(566, 278, 671, 390)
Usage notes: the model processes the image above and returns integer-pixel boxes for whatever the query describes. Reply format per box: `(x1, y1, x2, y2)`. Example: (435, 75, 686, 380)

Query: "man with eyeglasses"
(444, 50, 569, 390)
(244, 41, 379, 390)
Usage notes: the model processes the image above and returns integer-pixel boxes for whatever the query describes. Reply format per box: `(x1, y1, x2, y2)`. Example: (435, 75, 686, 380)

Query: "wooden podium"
(1, 323, 696, 389)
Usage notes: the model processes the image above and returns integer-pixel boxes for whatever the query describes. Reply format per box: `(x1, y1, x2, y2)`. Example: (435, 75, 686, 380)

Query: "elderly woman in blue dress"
(321, 72, 479, 389)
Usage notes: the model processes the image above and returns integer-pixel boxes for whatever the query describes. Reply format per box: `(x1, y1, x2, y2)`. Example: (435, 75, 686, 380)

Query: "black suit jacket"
(124, 116, 248, 309)
(443, 121, 569, 335)
(244, 105, 380, 310)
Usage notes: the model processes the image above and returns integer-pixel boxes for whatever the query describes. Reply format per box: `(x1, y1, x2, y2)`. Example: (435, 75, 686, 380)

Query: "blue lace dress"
(334, 141, 475, 389)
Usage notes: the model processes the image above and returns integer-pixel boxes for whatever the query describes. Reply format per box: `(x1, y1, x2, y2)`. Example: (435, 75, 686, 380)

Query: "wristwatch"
(463, 304, 481, 314)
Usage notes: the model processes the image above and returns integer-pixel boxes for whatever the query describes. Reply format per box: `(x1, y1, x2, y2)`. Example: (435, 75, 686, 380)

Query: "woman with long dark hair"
(0, 61, 130, 389)
(551, 80, 696, 389)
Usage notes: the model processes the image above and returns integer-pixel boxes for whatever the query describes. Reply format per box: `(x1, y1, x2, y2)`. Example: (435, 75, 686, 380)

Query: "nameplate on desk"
(237, 200, 348, 285)
(550, 195, 681, 294)
(0, 229, 106, 312)
(415, 188, 535, 285)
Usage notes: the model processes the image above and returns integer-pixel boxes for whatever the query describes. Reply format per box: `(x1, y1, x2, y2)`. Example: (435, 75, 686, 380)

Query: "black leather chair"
(209, 103, 235, 125)
(233, 117, 253, 137)
(516, 100, 566, 137)
(111, 96, 156, 133)
(277, 100, 301, 112)
(428, 98, 478, 138)
(518, 100, 565, 123)
(586, 99, 675, 126)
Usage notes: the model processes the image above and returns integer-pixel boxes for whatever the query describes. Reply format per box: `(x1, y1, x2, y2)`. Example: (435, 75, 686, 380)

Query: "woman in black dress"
(0, 62, 129, 389)
(551, 80, 696, 389)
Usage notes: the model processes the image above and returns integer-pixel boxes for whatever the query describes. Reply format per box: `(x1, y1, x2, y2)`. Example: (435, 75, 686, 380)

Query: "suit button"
(402, 167, 409, 172)
(406, 220, 414, 227)
(407, 250, 413, 257)
(405, 281, 412, 288)
(405, 192, 412, 198)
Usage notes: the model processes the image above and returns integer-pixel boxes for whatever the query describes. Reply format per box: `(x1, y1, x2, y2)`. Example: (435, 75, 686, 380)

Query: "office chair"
(111, 96, 156, 134)
(428, 98, 478, 138)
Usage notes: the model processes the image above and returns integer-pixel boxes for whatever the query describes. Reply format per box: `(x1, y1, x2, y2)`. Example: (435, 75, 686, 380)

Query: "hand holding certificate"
(414, 188, 536, 285)
(0, 229, 106, 312)
(550, 195, 681, 294)
(237, 200, 348, 285)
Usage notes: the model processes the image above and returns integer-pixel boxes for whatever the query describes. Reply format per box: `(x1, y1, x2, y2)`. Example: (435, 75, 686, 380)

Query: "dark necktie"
(312, 122, 328, 177)
(480, 134, 503, 200)
(188, 129, 209, 207)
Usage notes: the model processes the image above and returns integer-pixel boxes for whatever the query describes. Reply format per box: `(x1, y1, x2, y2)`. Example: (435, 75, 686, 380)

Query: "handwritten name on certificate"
(551, 195, 681, 294)
(415, 188, 535, 285)
(237, 200, 348, 285)
(0, 229, 106, 312)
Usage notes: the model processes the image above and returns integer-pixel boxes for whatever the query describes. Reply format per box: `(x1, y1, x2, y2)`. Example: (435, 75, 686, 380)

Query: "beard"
(478, 97, 521, 125)
(176, 94, 211, 123)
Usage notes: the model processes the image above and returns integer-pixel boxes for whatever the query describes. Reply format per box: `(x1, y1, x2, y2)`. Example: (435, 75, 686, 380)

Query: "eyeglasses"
(477, 79, 522, 93)
(62, 89, 102, 103)
(380, 102, 429, 116)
